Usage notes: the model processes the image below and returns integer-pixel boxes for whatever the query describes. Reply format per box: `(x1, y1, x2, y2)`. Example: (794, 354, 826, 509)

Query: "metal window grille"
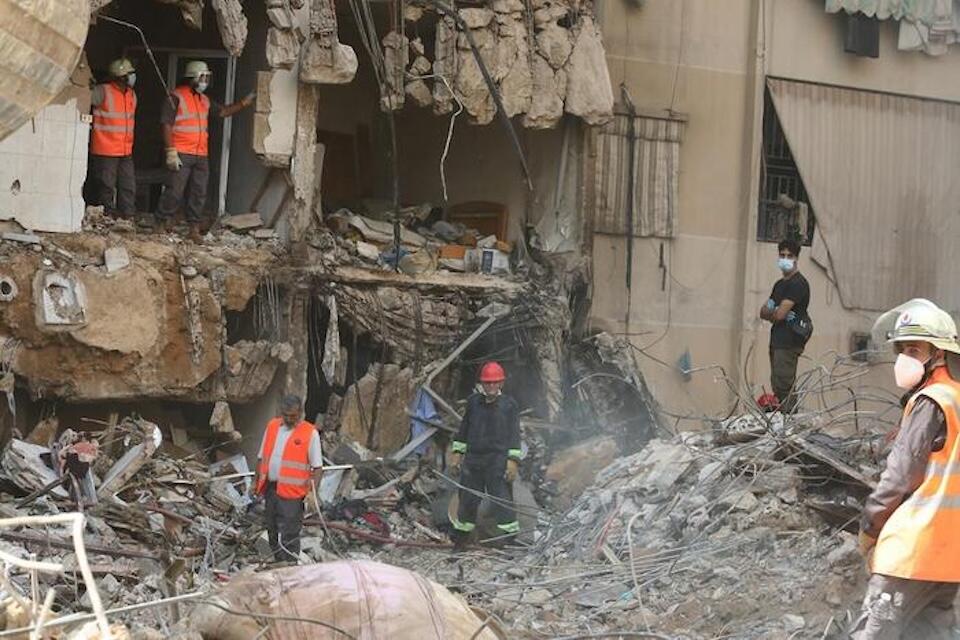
(758, 91, 816, 245)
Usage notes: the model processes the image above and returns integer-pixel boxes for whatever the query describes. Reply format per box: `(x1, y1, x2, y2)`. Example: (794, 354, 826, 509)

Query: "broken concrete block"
(104, 246, 130, 273)
(252, 228, 277, 239)
(211, 0, 248, 57)
(563, 16, 614, 126)
(405, 54, 433, 107)
(266, 4, 294, 29)
(209, 401, 235, 434)
(300, 41, 358, 85)
(380, 31, 409, 111)
(256, 71, 274, 113)
(460, 7, 494, 29)
(221, 212, 263, 230)
(432, 17, 458, 114)
(2, 232, 41, 244)
(523, 56, 565, 129)
(493, 0, 524, 12)
(266, 26, 301, 69)
(0, 439, 69, 497)
(536, 22, 573, 70)
(455, 28, 498, 125)
(339, 365, 416, 453)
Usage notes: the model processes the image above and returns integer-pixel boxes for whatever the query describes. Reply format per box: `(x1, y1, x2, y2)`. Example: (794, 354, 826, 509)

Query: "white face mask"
(126, 73, 136, 88)
(894, 353, 928, 389)
(778, 257, 795, 273)
(195, 79, 209, 94)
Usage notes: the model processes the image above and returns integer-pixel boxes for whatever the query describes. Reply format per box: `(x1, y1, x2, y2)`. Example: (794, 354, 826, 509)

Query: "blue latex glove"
(766, 299, 776, 310)
(786, 311, 797, 322)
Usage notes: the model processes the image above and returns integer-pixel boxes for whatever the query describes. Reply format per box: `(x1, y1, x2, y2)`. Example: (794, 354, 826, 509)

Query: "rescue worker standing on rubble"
(252, 395, 323, 563)
(448, 361, 522, 550)
(157, 61, 254, 241)
(759, 238, 811, 413)
(851, 298, 960, 639)
(89, 58, 138, 219)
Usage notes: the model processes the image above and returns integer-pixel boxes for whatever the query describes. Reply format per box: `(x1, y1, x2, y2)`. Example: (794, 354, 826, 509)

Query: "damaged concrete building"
(2, 0, 954, 637)
(0, 0, 627, 450)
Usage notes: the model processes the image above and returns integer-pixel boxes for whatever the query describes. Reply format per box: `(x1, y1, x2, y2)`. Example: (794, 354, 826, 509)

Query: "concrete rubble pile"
(418, 414, 878, 639)
(323, 203, 516, 277)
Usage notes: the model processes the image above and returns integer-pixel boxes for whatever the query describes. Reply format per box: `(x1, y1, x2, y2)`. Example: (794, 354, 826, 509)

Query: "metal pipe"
(0, 592, 207, 637)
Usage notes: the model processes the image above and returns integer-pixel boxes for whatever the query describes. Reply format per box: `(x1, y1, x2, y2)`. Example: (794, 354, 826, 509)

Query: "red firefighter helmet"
(479, 361, 506, 383)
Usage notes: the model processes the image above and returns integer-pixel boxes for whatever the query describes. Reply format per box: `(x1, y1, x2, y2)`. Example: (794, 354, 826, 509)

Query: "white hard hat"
(108, 58, 135, 78)
(184, 60, 211, 79)
(872, 298, 960, 355)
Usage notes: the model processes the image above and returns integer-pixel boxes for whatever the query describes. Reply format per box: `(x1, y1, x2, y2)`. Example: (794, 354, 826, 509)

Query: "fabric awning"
(767, 77, 960, 312)
(825, 0, 947, 23)
(593, 115, 683, 239)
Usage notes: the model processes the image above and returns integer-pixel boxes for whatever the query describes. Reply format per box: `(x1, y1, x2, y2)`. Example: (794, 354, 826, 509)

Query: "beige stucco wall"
(592, 0, 960, 422)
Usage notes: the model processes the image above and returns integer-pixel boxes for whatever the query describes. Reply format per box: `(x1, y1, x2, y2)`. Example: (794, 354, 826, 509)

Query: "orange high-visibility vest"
(171, 85, 210, 157)
(873, 366, 960, 582)
(91, 82, 136, 157)
(255, 418, 315, 500)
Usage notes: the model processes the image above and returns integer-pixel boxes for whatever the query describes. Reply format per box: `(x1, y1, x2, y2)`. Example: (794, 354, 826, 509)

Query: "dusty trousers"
(157, 153, 208, 223)
(91, 154, 136, 216)
(454, 452, 519, 537)
(769, 346, 803, 413)
(263, 482, 304, 562)
(849, 573, 958, 639)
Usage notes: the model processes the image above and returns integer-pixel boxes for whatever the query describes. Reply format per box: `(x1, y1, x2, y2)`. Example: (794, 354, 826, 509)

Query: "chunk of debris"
(209, 401, 235, 434)
(188, 561, 504, 639)
(221, 213, 264, 230)
(2, 231, 40, 245)
(211, 0, 248, 57)
(98, 418, 161, 498)
(104, 246, 130, 273)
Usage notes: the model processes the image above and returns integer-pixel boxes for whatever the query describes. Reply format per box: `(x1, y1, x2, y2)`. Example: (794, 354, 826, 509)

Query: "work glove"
(241, 91, 257, 108)
(858, 531, 876, 557)
(766, 299, 776, 311)
(786, 310, 797, 322)
(504, 459, 519, 483)
(165, 147, 182, 172)
(448, 452, 462, 471)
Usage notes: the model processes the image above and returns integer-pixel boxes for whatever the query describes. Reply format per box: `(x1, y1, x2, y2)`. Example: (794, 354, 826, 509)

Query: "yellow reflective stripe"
(496, 520, 520, 534)
(93, 124, 133, 132)
(451, 441, 467, 453)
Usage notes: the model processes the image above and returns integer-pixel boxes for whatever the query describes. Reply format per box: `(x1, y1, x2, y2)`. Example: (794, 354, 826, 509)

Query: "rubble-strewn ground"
(2, 419, 880, 638)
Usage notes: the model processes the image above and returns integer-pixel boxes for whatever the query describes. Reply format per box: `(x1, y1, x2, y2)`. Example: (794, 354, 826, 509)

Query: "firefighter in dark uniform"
(448, 361, 522, 549)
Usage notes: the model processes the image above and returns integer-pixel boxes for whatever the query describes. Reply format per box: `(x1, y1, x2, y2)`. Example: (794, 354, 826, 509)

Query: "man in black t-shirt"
(759, 238, 811, 413)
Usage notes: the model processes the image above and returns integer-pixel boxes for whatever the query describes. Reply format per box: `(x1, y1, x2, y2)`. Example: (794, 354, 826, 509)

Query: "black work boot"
(451, 529, 470, 552)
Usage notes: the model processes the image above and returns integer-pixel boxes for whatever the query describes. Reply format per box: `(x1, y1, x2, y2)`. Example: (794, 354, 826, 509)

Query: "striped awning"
(593, 115, 684, 239)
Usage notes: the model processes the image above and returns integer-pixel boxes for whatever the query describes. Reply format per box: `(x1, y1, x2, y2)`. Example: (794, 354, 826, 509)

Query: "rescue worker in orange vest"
(448, 361, 522, 550)
(252, 394, 323, 563)
(852, 298, 960, 639)
(157, 60, 254, 241)
(89, 58, 137, 219)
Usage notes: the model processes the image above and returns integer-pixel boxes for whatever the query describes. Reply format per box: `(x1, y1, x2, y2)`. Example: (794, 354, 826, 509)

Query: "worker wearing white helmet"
(89, 57, 138, 219)
(851, 298, 960, 638)
(157, 60, 255, 241)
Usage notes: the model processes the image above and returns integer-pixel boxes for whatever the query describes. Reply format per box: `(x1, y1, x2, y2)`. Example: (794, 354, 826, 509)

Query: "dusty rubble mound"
(0, 404, 877, 639)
